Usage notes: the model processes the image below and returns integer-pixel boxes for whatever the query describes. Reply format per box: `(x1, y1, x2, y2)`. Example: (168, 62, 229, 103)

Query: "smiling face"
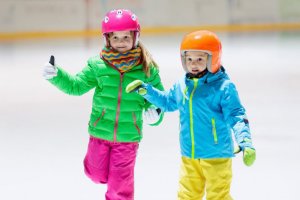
(185, 51, 208, 74)
(108, 31, 134, 53)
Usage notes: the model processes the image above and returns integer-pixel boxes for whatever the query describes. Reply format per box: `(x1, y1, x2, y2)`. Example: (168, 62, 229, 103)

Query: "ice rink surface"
(1, 31, 300, 199)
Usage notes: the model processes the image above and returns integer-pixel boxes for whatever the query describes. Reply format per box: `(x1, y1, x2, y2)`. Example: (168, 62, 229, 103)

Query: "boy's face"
(108, 31, 134, 53)
(185, 51, 208, 74)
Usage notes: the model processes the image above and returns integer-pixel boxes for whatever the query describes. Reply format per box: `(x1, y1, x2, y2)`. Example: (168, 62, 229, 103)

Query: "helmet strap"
(206, 54, 213, 72)
(133, 31, 139, 48)
(103, 34, 110, 47)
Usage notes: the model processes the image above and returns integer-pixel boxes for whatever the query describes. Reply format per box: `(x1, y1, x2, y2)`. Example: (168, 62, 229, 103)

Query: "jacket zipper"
(189, 79, 198, 159)
(211, 118, 218, 144)
(93, 108, 106, 127)
(113, 72, 123, 142)
(100, 57, 125, 142)
(132, 112, 141, 135)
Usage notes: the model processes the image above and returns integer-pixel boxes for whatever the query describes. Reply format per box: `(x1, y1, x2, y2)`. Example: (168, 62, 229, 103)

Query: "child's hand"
(43, 55, 58, 79)
(126, 80, 147, 95)
(144, 107, 161, 125)
(243, 147, 256, 166)
(234, 138, 256, 167)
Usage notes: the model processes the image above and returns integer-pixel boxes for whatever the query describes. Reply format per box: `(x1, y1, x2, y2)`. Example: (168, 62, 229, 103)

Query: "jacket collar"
(185, 66, 227, 84)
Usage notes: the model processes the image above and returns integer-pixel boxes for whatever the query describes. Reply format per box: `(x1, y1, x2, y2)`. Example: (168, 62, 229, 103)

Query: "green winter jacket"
(49, 55, 164, 142)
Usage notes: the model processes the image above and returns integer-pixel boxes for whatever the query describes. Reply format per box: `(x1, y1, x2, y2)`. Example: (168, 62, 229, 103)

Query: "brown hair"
(138, 41, 159, 77)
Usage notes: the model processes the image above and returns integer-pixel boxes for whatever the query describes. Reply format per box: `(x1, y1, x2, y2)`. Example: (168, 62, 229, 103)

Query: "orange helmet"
(180, 30, 222, 73)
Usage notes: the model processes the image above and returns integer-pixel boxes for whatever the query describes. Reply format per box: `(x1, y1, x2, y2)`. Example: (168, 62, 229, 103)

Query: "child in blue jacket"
(126, 30, 256, 199)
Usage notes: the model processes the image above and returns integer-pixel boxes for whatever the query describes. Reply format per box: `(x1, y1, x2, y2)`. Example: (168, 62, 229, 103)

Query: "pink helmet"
(102, 9, 140, 47)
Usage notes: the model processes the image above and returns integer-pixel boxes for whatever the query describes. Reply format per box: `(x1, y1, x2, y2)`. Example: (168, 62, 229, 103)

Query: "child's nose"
(191, 60, 197, 65)
(119, 38, 128, 43)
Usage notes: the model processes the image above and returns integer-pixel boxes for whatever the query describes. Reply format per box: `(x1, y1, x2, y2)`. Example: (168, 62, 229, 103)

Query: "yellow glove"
(243, 147, 256, 166)
(126, 80, 147, 95)
(234, 138, 256, 167)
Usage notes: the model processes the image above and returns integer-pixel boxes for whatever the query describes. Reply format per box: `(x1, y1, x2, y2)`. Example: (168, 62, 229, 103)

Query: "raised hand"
(43, 55, 58, 79)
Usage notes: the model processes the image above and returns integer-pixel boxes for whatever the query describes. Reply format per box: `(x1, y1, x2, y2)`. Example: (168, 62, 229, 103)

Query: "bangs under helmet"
(180, 30, 222, 73)
(101, 9, 140, 48)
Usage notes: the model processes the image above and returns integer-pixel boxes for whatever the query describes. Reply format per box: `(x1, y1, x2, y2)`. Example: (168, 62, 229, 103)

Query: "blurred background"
(1, 0, 300, 38)
(1, 0, 300, 200)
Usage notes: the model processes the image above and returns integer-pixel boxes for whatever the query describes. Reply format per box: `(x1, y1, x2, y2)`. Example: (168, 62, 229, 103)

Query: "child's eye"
(187, 58, 192, 61)
(198, 58, 203, 61)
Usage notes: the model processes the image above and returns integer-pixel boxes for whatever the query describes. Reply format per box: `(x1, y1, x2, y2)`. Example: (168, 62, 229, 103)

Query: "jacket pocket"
(132, 112, 141, 135)
(211, 118, 218, 144)
(93, 108, 106, 127)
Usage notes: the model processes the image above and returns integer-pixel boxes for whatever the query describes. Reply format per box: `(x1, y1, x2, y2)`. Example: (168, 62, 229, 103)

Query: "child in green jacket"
(42, 9, 163, 200)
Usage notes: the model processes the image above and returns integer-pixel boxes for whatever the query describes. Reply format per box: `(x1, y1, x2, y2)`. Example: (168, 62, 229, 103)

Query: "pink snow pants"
(84, 136, 139, 200)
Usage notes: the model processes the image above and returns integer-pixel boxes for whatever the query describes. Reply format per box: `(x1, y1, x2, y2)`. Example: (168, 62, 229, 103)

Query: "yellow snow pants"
(178, 157, 233, 200)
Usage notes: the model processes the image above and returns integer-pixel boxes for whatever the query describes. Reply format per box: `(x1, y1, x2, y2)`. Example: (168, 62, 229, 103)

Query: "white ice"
(1, 31, 300, 200)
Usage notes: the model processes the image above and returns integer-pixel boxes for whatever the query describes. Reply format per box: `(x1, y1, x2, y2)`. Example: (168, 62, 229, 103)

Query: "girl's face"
(185, 51, 208, 74)
(108, 31, 134, 53)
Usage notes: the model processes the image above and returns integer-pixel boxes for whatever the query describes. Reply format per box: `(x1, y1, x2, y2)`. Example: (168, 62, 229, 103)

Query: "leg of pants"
(178, 157, 233, 200)
(83, 136, 111, 183)
(178, 157, 205, 200)
(202, 158, 233, 200)
(105, 142, 139, 200)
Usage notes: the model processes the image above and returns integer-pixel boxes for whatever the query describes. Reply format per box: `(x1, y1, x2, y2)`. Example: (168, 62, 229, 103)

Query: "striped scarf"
(101, 47, 142, 73)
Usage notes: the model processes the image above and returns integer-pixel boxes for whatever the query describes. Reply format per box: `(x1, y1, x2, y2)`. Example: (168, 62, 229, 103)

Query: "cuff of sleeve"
(239, 138, 254, 150)
(148, 112, 164, 126)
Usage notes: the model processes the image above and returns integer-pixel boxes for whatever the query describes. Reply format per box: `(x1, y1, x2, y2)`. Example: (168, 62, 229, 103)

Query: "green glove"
(126, 80, 147, 95)
(234, 138, 256, 167)
(243, 147, 256, 166)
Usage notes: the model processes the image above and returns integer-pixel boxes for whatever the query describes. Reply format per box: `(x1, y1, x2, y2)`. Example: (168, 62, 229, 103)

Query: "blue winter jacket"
(143, 67, 251, 159)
